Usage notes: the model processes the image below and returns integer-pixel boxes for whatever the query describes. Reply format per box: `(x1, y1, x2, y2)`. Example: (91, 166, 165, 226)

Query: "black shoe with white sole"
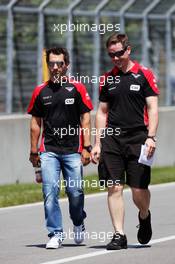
(106, 232, 127, 250)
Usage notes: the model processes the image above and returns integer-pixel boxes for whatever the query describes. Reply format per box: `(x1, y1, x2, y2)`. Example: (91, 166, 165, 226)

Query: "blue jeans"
(40, 152, 86, 236)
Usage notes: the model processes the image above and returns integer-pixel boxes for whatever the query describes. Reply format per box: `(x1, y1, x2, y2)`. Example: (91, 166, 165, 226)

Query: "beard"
(51, 68, 67, 83)
(51, 72, 61, 83)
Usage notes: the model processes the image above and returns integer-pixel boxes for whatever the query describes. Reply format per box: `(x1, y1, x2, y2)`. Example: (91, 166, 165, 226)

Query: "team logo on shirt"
(65, 98, 75, 104)
(108, 86, 116, 91)
(65, 87, 74, 92)
(43, 96, 52, 99)
(131, 73, 141, 79)
(42, 95, 52, 105)
(130, 84, 140, 91)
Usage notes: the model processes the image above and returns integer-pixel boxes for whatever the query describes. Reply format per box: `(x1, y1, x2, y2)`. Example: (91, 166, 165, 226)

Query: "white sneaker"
(73, 223, 85, 244)
(46, 233, 63, 249)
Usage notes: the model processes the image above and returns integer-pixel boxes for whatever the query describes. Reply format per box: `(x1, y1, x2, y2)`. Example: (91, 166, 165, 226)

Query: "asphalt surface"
(0, 183, 175, 264)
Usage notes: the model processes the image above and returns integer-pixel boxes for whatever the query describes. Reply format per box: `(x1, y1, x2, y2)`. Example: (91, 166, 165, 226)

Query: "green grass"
(151, 166, 175, 184)
(0, 166, 175, 207)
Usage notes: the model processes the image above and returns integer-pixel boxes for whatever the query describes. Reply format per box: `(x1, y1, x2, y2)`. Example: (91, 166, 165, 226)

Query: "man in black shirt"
(28, 47, 93, 249)
(92, 33, 159, 250)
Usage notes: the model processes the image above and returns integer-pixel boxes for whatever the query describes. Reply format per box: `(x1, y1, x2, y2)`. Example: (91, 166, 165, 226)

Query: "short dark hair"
(106, 33, 129, 49)
(46, 47, 70, 65)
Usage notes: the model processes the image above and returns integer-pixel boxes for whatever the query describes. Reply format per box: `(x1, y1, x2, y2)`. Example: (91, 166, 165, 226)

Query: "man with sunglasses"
(91, 33, 159, 250)
(28, 47, 93, 249)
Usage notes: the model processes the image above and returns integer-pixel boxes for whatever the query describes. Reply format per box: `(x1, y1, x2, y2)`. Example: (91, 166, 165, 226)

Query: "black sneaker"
(106, 232, 127, 250)
(137, 210, 152, 244)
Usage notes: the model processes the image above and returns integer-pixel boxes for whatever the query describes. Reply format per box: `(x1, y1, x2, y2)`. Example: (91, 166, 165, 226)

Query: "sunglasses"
(108, 46, 128, 58)
(48, 61, 65, 68)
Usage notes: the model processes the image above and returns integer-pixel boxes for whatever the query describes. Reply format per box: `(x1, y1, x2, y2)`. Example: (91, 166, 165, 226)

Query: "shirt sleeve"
(142, 69, 160, 97)
(74, 83, 93, 114)
(99, 83, 109, 102)
(99, 73, 110, 102)
(27, 87, 44, 117)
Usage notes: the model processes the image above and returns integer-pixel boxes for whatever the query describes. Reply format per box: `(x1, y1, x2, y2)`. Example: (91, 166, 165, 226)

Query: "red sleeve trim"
(27, 81, 48, 114)
(77, 127, 83, 153)
(71, 81, 93, 110)
(39, 133, 46, 152)
(140, 66, 160, 95)
(99, 72, 109, 92)
(144, 106, 149, 127)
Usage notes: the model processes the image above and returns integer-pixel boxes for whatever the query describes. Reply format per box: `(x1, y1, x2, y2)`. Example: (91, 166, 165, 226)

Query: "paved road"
(0, 183, 175, 264)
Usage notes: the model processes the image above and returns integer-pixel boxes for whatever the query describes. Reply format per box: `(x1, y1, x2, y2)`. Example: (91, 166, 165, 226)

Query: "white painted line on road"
(40, 235, 175, 264)
(149, 235, 175, 245)
(1, 182, 175, 212)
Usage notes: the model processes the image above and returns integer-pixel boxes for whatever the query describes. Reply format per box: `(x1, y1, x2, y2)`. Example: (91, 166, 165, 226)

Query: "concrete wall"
(0, 107, 174, 184)
(154, 107, 175, 167)
(0, 114, 33, 184)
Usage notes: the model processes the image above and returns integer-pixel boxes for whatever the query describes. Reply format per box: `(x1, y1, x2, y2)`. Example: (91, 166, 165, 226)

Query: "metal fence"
(1, 0, 175, 113)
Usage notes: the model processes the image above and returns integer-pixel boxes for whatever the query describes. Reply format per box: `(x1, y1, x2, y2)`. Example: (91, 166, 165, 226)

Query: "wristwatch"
(83, 145, 92, 153)
(30, 152, 39, 156)
(147, 136, 157, 142)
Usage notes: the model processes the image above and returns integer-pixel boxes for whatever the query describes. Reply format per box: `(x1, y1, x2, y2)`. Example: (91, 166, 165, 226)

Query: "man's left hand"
(145, 138, 156, 159)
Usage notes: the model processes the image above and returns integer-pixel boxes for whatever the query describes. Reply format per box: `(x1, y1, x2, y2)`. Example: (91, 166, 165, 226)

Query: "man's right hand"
(29, 152, 41, 167)
(91, 145, 101, 164)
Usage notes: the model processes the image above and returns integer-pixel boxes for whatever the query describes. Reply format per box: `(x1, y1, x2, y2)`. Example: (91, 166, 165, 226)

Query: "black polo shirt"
(28, 79, 93, 154)
(99, 61, 159, 129)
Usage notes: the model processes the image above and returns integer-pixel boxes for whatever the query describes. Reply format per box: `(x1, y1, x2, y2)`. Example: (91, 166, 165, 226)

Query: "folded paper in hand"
(138, 144, 155, 166)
